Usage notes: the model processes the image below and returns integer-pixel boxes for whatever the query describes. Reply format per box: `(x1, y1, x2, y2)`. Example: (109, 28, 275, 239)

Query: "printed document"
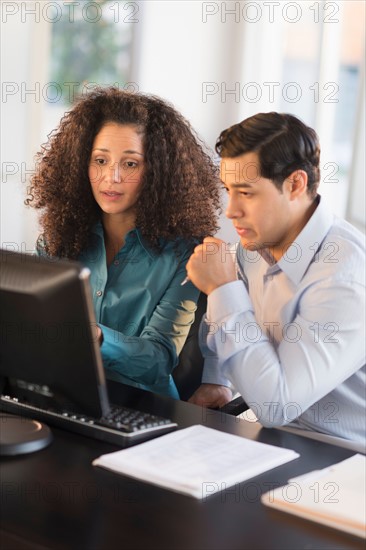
(261, 453, 366, 539)
(93, 424, 299, 499)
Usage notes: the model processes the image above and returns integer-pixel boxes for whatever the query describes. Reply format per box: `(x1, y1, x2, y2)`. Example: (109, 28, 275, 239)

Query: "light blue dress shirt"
(201, 197, 366, 444)
(78, 223, 200, 398)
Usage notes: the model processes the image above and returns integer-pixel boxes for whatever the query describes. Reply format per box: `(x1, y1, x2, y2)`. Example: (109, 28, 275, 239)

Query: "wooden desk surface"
(0, 382, 364, 550)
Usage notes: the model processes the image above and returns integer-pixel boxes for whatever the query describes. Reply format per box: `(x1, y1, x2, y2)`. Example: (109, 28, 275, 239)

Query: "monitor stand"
(0, 413, 53, 456)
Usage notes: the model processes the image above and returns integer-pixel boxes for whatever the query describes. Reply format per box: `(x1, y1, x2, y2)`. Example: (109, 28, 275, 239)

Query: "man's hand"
(188, 384, 233, 408)
(186, 237, 236, 295)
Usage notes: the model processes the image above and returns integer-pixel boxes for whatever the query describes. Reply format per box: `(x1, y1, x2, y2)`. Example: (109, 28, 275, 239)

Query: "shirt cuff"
(207, 280, 252, 321)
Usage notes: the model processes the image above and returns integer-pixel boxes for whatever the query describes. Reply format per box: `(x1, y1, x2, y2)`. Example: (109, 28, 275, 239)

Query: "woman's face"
(88, 123, 144, 222)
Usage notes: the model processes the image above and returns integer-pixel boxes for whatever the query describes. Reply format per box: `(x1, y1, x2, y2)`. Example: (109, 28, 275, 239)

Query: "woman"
(26, 87, 220, 398)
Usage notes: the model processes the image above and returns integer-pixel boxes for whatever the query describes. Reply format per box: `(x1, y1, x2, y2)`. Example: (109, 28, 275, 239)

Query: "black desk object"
(0, 382, 363, 550)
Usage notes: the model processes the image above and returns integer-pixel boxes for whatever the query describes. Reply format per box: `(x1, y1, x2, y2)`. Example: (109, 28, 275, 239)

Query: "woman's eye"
(125, 161, 138, 169)
(94, 158, 107, 165)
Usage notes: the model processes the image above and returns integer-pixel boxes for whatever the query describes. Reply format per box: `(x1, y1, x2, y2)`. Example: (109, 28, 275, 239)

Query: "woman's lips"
(101, 191, 123, 200)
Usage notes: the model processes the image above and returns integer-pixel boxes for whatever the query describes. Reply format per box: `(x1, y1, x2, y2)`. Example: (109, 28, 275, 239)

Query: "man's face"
(221, 151, 295, 261)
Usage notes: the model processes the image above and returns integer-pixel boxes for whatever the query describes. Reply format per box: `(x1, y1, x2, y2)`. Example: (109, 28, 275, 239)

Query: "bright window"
(42, 0, 136, 137)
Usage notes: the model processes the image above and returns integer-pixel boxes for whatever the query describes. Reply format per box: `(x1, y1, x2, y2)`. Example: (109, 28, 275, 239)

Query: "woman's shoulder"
(135, 229, 197, 256)
(157, 235, 200, 257)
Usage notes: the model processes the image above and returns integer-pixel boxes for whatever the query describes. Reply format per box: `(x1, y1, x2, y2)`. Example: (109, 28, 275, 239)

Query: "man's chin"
(240, 237, 260, 251)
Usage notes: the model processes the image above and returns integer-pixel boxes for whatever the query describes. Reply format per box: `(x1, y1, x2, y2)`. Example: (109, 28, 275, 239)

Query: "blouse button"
(114, 260, 120, 266)
(96, 290, 103, 297)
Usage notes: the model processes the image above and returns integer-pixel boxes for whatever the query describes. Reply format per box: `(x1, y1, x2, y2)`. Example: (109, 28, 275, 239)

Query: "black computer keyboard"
(0, 395, 177, 447)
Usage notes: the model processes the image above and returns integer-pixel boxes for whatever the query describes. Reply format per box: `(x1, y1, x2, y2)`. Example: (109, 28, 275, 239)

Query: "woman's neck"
(102, 213, 136, 265)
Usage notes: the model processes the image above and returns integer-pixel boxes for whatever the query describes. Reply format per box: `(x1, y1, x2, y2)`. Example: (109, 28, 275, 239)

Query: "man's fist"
(186, 237, 236, 295)
(188, 383, 233, 408)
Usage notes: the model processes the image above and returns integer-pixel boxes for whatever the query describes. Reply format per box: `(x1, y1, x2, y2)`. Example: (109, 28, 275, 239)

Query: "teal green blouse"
(79, 223, 200, 398)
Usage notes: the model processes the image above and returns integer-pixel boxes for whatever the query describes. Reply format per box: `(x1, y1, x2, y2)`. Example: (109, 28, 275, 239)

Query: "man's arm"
(186, 237, 237, 406)
(197, 278, 365, 426)
(186, 237, 365, 426)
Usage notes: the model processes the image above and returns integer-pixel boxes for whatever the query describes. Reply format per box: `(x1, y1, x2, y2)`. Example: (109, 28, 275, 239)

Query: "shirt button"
(114, 260, 119, 266)
(96, 290, 103, 297)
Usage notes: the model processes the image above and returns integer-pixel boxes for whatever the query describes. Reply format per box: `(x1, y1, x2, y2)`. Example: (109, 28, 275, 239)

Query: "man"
(186, 112, 365, 444)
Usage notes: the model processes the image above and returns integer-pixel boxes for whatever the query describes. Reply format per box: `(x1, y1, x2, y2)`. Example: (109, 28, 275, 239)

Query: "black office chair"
(173, 292, 249, 415)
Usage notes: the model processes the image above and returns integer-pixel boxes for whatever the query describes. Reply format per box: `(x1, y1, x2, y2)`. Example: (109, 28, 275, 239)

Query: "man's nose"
(226, 196, 243, 219)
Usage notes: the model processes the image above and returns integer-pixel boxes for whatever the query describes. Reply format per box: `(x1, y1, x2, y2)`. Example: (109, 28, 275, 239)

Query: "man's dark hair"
(215, 112, 320, 198)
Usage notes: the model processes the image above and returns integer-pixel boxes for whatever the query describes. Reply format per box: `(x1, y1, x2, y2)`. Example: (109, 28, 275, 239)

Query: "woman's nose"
(109, 163, 121, 183)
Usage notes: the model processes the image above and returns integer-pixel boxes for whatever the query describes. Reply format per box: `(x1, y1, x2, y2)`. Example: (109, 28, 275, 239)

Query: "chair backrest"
(173, 293, 207, 401)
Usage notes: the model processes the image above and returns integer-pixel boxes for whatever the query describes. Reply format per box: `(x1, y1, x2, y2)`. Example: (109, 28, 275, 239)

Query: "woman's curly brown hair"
(26, 87, 221, 258)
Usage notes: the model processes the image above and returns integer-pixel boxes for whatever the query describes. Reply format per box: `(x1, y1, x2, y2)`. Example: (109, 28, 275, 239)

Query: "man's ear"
(285, 170, 308, 200)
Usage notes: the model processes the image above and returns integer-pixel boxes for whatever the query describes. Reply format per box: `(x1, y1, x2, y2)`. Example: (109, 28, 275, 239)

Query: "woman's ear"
(284, 170, 308, 200)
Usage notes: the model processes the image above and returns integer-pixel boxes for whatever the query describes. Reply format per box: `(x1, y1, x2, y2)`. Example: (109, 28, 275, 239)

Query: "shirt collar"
(277, 195, 334, 285)
(91, 221, 155, 260)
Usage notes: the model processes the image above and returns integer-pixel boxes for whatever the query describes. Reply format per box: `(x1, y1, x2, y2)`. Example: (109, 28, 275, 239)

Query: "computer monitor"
(0, 249, 110, 419)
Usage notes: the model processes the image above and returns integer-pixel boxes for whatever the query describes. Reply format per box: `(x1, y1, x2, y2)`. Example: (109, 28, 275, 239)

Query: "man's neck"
(271, 197, 319, 263)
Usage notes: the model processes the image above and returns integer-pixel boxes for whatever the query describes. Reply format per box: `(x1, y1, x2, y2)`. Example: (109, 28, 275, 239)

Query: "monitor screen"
(0, 249, 109, 417)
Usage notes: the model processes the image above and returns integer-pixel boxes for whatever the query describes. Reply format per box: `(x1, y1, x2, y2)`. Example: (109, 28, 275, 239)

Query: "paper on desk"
(93, 424, 299, 499)
(261, 453, 366, 539)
